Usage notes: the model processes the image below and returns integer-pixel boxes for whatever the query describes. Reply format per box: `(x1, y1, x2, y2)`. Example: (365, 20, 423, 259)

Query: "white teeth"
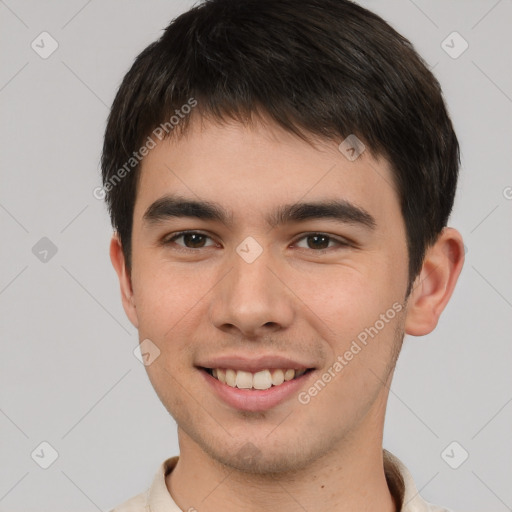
(225, 369, 236, 387)
(217, 368, 226, 384)
(235, 370, 253, 389)
(284, 369, 295, 381)
(209, 367, 306, 389)
(271, 369, 285, 386)
(253, 370, 272, 390)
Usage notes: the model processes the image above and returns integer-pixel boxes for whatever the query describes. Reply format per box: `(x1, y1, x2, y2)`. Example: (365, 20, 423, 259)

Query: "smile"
(204, 367, 310, 390)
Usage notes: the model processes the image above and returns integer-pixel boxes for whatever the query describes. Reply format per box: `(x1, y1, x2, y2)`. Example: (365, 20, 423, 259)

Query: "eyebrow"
(142, 195, 376, 230)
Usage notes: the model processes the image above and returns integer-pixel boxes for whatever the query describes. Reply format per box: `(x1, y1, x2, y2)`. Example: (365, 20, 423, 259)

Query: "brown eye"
(306, 234, 330, 250)
(165, 231, 216, 249)
(181, 233, 208, 248)
(294, 233, 349, 251)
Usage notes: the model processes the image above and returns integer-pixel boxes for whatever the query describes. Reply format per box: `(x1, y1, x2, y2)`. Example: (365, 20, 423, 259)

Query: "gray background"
(0, 0, 511, 510)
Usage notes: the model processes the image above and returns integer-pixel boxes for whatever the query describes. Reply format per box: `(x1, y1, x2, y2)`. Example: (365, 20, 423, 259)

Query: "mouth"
(196, 355, 317, 412)
(201, 367, 314, 391)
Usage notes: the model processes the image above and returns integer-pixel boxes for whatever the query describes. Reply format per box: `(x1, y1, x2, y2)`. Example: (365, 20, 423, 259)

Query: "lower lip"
(200, 369, 314, 412)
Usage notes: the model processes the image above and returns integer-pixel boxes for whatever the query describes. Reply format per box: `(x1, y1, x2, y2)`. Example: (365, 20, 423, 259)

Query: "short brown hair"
(101, 0, 459, 288)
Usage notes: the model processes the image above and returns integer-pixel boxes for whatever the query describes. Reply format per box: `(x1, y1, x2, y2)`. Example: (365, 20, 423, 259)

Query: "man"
(102, 0, 464, 510)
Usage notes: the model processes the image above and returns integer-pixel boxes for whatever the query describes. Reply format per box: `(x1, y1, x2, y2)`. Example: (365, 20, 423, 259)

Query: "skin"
(111, 114, 464, 512)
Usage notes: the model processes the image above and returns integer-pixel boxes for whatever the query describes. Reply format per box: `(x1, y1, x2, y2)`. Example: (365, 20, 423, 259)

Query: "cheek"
(290, 262, 405, 385)
(296, 264, 398, 332)
(131, 262, 200, 341)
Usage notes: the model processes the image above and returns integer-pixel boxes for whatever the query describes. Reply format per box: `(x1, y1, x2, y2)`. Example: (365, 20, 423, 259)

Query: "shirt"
(110, 449, 453, 512)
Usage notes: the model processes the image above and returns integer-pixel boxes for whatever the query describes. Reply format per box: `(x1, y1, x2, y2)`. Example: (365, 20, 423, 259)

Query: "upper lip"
(197, 354, 315, 373)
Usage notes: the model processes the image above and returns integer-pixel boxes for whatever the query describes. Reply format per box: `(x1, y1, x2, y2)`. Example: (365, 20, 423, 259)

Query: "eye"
(163, 231, 217, 250)
(161, 231, 350, 253)
(294, 233, 350, 251)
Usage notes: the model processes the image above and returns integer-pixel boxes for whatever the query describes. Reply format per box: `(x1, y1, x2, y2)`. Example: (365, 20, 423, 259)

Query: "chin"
(196, 429, 334, 476)
(214, 447, 309, 475)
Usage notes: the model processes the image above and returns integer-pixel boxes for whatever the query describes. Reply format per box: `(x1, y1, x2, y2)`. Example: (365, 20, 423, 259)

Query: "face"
(116, 116, 412, 473)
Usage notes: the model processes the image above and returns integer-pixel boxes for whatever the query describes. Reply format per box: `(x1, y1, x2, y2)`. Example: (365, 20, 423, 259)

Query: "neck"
(166, 409, 397, 512)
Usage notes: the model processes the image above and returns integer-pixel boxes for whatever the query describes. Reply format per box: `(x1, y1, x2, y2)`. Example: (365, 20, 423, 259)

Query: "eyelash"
(162, 230, 351, 254)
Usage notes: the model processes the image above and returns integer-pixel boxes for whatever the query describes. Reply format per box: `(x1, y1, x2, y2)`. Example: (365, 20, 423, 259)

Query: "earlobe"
(405, 228, 465, 336)
(109, 234, 139, 328)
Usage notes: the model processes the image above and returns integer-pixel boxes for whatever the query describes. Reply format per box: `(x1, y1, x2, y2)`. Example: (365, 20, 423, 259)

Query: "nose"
(209, 247, 295, 339)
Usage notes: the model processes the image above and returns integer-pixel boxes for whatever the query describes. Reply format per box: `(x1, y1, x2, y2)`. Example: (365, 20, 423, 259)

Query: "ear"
(110, 233, 139, 328)
(405, 227, 465, 336)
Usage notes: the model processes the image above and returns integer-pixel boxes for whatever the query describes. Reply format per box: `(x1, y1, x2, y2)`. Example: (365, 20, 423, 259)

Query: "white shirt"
(110, 450, 453, 512)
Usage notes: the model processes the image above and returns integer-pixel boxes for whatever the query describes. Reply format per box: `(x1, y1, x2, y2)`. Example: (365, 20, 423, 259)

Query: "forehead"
(134, 117, 401, 227)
